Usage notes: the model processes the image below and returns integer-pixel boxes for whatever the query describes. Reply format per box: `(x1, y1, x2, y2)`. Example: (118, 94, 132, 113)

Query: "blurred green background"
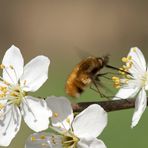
(0, 0, 148, 148)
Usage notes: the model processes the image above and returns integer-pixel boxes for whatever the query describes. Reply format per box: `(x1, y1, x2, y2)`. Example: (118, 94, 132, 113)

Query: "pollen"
(31, 136, 36, 141)
(119, 67, 124, 71)
(9, 65, 14, 69)
(0, 103, 4, 110)
(0, 86, 6, 91)
(0, 86, 7, 98)
(112, 76, 119, 80)
(126, 74, 131, 79)
(10, 92, 18, 97)
(119, 67, 128, 75)
(40, 135, 46, 139)
(122, 57, 128, 63)
(112, 76, 121, 88)
(125, 79, 129, 84)
(53, 112, 59, 118)
(2, 88, 7, 94)
(132, 47, 137, 52)
(127, 61, 133, 68)
(66, 117, 71, 124)
(123, 65, 127, 69)
(127, 56, 132, 60)
(0, 64, 5, 69)
(114, 84, 120, 88)
(0, 94, 5, 98)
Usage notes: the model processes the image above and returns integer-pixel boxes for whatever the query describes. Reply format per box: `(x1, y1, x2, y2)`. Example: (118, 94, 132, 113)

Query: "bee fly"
(65, 55, 129, 98)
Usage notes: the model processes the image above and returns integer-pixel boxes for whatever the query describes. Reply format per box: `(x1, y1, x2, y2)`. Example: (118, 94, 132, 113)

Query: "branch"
(72, 99, 140, 112)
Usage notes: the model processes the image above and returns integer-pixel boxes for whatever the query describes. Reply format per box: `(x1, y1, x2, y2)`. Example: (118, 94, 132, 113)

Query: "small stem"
(72, 99, 140, 112)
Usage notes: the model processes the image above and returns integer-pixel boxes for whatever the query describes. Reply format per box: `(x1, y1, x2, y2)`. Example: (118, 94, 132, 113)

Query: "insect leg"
(89, 84, 106, 98)
(90, 77, 112, 100)
(95, 74, 132, 101)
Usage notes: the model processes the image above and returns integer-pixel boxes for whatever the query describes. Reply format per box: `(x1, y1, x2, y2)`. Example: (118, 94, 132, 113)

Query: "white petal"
(0, 105, 21, 146)
(73, 104, 107, 138)
(46, 96, 73, 130)
(131, 88, 147, 128)
(78, 137, 106, 148)
(21, 96, 52, 132)
(20, 56, 50, 92)
(113, 87, 139, 100)
(25, 132, 62, 148)
(145, 84, 148, 90)
(2, 45, 24, 84)
(127, 47, 146, 75)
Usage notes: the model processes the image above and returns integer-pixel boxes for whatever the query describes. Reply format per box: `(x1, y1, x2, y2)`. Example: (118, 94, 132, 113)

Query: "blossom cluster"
(0, 45, 147, 148)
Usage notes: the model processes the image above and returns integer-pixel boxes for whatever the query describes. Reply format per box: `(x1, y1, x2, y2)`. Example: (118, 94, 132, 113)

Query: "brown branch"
(72, 99, 141, 112)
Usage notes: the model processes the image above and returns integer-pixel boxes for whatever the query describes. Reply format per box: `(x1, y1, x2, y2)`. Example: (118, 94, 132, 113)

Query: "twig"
(72, 99, 142, 112)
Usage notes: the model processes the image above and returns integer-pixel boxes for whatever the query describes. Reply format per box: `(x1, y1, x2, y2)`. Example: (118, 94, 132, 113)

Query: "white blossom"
(25, 96, 107, 148)
(113, 47, 148, 128)
(0, 45, 52, 146)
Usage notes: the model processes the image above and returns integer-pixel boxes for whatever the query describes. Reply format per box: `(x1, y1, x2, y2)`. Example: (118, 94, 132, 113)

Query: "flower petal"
(0, 105, 21, 146)
(20, 56, 50, 92)
(25, 132, 62, 148)
(127, 47, 146, 75)
(113, 87, 139, 100)
(46, 96, 73, 130)
(131, 88, 147, 128)
(78, 137, 106, 148)
(73, 104, 107, 138)
(21, 96, 52, 132)
(2, 45, 24, 84)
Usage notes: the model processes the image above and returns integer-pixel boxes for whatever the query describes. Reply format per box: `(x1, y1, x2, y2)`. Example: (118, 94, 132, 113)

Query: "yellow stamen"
(31, 136, 36, 141)
(0, 103, 4, 110)
(132, 47, 137, 52)
(125, 79, 129, 84)
(118, 68, 126, 75)
(114, 82, 120, 85)
(122, 57, 128, 63)
(53, 112, 59, 118)
(66, 118, 71, 124)
(127, 56, 132, 60)
(112, 76, 119, 81)
(119, 67, 124, 71)
(114, 84, 120, 88)
(127, 61, 133, 69)
(112, 76, 121, 88)
(126, 75, 131, 79)
(40, 135, 46, 139)
(123, 65, 127, 69)
(9, 65, 14, 69)
(0, 64, 5, 69)
(2, 88, 7, 94)
(10, 92, 18, 97)
(0, 87, 2, 91)
(0, 94, 5, 98)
